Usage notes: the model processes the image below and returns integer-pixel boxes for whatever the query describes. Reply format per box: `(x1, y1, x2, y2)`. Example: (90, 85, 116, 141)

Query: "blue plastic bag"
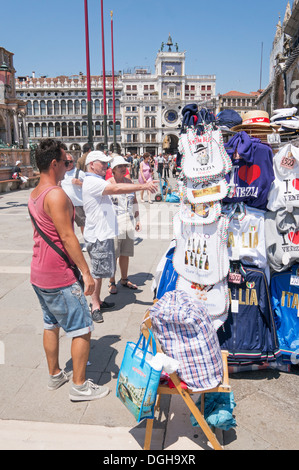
(116, 330, 161, 422)
(190, 392, 237, 431)
(166, 192, 180, 203)
(156, 246, 178, 300)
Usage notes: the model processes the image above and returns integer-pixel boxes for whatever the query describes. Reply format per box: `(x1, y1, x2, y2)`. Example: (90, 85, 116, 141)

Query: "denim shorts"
(33, 282, 94, 338)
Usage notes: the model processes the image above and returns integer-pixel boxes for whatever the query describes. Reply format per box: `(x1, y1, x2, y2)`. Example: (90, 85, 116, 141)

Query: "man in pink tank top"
(29, 139, 110, 401)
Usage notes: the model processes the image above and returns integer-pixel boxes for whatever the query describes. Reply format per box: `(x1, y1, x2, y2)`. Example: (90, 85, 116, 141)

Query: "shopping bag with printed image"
(116, 330, 162, 422)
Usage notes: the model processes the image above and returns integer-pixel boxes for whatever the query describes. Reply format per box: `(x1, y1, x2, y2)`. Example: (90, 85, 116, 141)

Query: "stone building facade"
(0, 47, 28, 148)
(256, 1, 299, 114)
(15, 37, 216, 157)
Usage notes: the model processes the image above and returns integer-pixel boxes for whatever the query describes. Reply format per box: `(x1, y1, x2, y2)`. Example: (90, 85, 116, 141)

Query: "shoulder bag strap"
(28, 208, 71, 267)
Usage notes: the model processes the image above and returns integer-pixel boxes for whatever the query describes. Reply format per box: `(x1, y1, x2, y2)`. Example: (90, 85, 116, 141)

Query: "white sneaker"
(48, 369, 73, 391)
(69, 379, 110, 402)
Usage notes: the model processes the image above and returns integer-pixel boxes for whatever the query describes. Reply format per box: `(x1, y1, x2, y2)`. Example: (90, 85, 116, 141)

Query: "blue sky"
(1, 0, 291, 94)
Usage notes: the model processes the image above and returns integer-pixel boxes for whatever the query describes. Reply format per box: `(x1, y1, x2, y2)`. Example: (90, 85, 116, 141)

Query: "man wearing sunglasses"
(61, 153, 87, 251)
(28, 139, 110, 402)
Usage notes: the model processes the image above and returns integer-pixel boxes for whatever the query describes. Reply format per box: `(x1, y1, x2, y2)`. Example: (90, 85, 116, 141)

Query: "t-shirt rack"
(153, 106, 299, 372)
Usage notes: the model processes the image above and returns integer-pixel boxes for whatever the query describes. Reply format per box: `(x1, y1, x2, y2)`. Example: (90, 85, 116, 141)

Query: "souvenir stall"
(153, 104, 299, 374)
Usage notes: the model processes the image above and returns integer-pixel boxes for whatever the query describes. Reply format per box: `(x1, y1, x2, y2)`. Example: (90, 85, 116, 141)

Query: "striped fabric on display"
(149, 290, 223, 392)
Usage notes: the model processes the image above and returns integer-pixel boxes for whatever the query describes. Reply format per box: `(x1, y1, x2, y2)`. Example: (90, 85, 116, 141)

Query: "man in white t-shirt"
(61, 154, 87, 250)
(82, 151, 158, 323)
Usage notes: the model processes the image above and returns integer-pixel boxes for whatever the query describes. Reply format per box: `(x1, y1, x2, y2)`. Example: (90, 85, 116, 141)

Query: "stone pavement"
(0, 186, 299, 451)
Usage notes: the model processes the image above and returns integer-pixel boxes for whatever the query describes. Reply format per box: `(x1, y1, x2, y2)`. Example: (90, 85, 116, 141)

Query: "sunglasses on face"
(62, 160, 74, 167)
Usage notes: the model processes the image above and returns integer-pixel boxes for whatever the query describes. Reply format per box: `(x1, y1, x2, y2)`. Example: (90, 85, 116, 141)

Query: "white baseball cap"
(85, 151, 112, 166)
(111, 155, 129, 169)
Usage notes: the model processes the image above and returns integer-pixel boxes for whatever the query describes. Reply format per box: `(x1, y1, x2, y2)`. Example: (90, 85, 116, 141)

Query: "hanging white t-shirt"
(82, 173, 118, 243)
(267, 144, 299, 212)
(223, 203, 268, 270)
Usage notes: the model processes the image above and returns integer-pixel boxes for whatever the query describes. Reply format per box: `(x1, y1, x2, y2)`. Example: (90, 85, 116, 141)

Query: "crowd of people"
(28, 139, 169, 402)
(75, 144, 178, 181)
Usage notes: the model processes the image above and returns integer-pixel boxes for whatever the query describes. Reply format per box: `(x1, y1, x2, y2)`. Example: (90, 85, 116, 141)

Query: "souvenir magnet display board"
(179, 199, 222, 226)
(183, 176, 229, 205)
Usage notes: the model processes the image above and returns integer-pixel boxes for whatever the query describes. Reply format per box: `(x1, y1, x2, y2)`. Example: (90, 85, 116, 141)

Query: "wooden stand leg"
(144, 418, 154, 450)
(169, 373, 223, 450)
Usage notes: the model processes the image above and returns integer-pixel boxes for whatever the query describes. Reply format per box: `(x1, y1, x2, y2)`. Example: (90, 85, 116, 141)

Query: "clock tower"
(155, 35, 186, 153)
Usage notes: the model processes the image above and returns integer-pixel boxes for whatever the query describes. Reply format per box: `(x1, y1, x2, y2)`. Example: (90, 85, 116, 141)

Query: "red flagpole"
(111, 10, 117, 152)
(84, 0, 93, 147)
(101, 0, 108, 150)
(84, 0, 91, 102)
(111, 11, 116, 124)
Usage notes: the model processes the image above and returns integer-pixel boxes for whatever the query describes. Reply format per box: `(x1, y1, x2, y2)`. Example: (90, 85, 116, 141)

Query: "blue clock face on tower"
(165, 110, 178, 123)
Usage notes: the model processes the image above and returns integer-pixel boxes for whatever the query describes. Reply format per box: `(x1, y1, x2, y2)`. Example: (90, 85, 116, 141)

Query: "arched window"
(47, 100, 53, 115)
(54, 100, 60, 115)
(40, 100, 46, 116)
(145, 116, 150, 128)
(95, 121, 101, 136)
(41, 123, 47, 137)
(74, 100, 80, 115)
(26, 101, 33, 116)
(28, 123, 34, 137)
(151, 117, 156, 128)
(35, 123, 41, 137)
(116, 121, 121, 135)
(108, 121, 113, 136)
(75, 122, 81, 136)
(55, 123, 61, 137)
(69, 122, 74, 136)
(62, 122, 68, 137)
(48, 122, 54, 137)
(115, 99, 120, 114)
(108, 99, 113, 114)
(94, 99, 100, 114)
(61, 100, 67, 115)
(68, 100, 73, 115)
(33, 100, 39, 116)
(81, 100, 87, 115)
(126, 117, 131, 129)
(132, 117, 137, 128)
(82, 122, 88, 137)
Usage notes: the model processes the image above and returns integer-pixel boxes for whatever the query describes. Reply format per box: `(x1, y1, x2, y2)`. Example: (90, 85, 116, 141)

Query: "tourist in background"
(138, 152, 154, 203)
(107, 155, 141, 294)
